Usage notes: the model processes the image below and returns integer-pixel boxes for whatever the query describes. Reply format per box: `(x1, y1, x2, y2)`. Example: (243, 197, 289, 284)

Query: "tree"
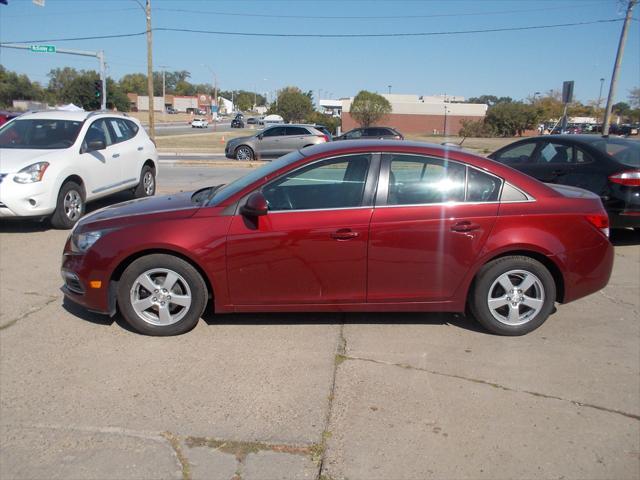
(612, 101, 632, 119)
(106, 78, 131, 111)
(271, 86, 313, 123)
(629, 87, 640, 109)
(349, 90, 392, 128)
(119, 73, 147, 95)
(485, 102, 541, 137)
(0, 66, 44, 107)
(467, 95, 513, 106)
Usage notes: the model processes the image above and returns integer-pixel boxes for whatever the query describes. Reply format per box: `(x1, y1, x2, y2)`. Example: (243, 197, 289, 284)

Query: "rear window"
(587, 138, 639, 167)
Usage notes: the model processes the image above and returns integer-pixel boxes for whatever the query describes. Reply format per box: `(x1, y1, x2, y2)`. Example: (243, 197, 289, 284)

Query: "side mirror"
(85, 139, 106, 152)
(241, 192, 268, 217)
(257, 134, 263, 140)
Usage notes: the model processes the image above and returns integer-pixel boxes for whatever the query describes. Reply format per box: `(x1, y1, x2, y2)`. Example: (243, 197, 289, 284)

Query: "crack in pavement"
(341, 355, 640, 422)
(1, 422, 321, 480)
(598, 289, 640, 313)
(317, 320, 346, 480)
(0, 295, 59, 331)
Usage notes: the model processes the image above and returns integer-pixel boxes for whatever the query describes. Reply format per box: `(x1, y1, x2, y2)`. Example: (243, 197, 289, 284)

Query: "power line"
(154, 4, 585, 20)
(2, 18, 622, 43)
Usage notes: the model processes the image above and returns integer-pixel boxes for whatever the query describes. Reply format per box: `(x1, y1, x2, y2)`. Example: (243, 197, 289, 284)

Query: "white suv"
(0, 110, 158, 228)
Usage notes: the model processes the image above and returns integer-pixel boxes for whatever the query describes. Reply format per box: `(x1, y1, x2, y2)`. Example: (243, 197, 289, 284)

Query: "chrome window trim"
(268, 206, 374, 215)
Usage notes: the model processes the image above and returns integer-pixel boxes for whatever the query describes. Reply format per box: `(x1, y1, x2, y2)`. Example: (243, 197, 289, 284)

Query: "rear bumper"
(561, 237, 615, 303)
(609, 210, 640, 229)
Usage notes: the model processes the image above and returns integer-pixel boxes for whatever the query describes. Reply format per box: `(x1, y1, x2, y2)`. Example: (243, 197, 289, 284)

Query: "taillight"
(394, 135, 402, 140)
(609, 170, 640, 187)
(318, 134, 329, 142)
(585, 214, 610, 238)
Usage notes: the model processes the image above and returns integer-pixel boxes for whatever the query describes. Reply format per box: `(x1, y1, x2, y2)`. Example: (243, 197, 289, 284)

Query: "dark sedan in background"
(489, 135, 639, 229)
(335, 127, 404, 141)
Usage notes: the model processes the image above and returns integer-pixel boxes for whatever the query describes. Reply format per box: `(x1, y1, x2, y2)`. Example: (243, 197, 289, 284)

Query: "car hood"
(227, 135, 254, 145)
(79, 191, 199, 227)
(0, 148, 65, 173)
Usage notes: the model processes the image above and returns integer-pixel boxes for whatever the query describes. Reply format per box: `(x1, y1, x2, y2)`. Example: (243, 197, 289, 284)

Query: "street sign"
(562, 81, 574, 104)
(30, 44, 55, 53)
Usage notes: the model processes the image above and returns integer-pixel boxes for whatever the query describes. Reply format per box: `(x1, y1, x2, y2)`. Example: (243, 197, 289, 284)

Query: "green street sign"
(30, 45, 56, 53)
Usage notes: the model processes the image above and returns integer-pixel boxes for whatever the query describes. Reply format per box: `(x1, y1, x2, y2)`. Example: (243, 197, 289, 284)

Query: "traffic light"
(93, 80, 102, 100)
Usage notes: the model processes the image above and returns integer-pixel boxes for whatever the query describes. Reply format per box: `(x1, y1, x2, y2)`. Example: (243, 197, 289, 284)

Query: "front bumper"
(60, 239, 113, 315)
(0, 174, 56, 217)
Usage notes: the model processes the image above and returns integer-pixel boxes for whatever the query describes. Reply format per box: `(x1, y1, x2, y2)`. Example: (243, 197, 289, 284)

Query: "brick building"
(340, 94, 488, 135)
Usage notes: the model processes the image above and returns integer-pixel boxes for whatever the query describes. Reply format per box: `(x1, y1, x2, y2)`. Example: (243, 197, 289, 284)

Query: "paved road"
(152, 122, 234, 137)
(1, 163, 639, 480)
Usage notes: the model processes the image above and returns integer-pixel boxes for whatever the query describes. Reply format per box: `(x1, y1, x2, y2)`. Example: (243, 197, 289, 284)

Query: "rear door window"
(285, 126, 310, 136)
(535, 142, 574, 164)
(108, 118, 138, 144)
(387, 155, 466, 205)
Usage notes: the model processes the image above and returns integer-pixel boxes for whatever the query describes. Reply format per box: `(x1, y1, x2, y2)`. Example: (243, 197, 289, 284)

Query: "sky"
(0, 0, 638, 105)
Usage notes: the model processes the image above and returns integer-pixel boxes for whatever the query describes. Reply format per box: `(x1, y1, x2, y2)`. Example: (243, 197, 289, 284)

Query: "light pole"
(597, 77, 605, 124)
(388, 85, 392, 95)
(443, 106, 449, 136)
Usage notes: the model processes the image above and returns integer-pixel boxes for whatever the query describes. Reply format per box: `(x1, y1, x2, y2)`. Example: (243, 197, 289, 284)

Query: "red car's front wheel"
(117, 254, 207, 336)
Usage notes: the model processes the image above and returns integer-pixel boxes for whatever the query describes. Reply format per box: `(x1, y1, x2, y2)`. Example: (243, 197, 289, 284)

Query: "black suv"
(334, 127, 404, 141)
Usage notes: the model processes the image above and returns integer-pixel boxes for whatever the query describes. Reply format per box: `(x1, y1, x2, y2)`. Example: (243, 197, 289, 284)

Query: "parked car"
(489, 135, 640, 229)
(610, 124, 639, 136)
(311, 124, 333, 139)
(0, 110, 158, 229)
(191, 118, 208, 128)
(165, 107, 178, 114)
(231, 117, 245, 128)
(246, 117, 258, 125)
(62, 140, 613, 337)
(0, 111, 20, 127)
(225, 124, 330, 160)
(334, 127, 403, 141)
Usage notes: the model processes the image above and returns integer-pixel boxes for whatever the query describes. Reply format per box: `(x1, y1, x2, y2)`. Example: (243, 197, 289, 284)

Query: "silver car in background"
(225, 124, 330, 160)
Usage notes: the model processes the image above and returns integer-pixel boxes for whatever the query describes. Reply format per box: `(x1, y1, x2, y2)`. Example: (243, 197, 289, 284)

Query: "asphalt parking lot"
(1, 164, 639, 480)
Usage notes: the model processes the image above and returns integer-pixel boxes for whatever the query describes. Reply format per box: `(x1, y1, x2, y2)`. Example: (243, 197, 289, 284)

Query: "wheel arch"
(110, 248, 215, 303)
(61, 174, 86, 197)
(470, 250, 565, 303)
(143, 159, 156, 174)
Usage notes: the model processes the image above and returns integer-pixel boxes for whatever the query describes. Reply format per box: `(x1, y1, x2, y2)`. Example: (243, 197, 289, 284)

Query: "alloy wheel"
(143, 171, 155, 196)
(486, 269, 545, 326)
(129, 268, 192, 326)
(63, 190, 83, 221)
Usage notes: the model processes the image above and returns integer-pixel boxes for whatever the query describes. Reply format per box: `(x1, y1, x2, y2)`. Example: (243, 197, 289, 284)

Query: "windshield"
(587, 138, 640, 167)
(0, 119, 83, 149)
(208, 150, 304, 206)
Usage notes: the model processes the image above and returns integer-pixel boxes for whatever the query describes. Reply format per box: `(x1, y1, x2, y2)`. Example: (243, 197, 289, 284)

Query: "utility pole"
(597, 77, 605, 124)
(145, 0, 155, 141)
(602, 0, 636, 137)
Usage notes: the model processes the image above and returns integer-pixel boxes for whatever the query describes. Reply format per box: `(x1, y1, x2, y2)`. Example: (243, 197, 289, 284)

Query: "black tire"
(117, 254, 208, 336)
(235, 145, 254, 161)
(134, 165, 156, 198)
(51, 181, 85, 229)
(469, 255, 556, 336)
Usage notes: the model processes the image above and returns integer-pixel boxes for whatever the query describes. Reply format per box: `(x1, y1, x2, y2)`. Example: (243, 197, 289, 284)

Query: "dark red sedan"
(61, 141, 614, 336)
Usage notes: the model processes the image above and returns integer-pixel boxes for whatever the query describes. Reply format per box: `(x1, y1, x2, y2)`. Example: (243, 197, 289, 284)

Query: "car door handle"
(451, 221, 480, 233)
(331, 229, 359, 240)
(137, 146, 144, 151)
(112, 153, 120, 158)
(551, 169, 567, 175)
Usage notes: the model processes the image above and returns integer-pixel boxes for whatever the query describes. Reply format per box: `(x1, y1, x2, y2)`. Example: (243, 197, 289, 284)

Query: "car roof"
(14, 110, 132, 122)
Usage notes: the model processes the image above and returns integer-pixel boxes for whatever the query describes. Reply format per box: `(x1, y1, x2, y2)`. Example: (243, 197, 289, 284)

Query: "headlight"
(71, 231, 103, 253)
(13, 162, 49, 184)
